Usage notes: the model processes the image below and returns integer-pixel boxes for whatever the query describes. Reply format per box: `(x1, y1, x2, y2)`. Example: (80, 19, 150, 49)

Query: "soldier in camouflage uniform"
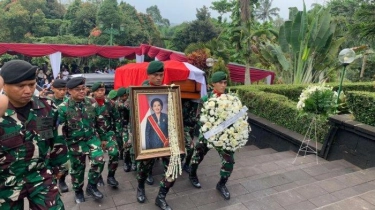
(181, 99, 200, 173)
(48, 79, 70, 193)
(0, 60, 69, 209)
(116, 87, 136, 172)
(189, 71, 234, 200)
(136, 61, 175, 210)
(57, 77, 106, 203)
(91, 82, 120, 187)
(0, 76, 8, 117)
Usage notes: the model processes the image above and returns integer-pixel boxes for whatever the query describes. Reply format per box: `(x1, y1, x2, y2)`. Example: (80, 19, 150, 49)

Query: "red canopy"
(0, 42, 275, 84)
(140, 44, 275, 84)
(0, 43, 140, 59)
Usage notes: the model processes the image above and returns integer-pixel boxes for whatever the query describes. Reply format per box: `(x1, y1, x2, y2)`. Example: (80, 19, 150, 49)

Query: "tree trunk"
(240, 0, 251, 85)
(360, 53, 368, 78)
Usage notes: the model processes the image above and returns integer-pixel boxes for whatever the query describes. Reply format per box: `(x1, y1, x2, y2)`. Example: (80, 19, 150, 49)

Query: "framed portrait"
(130, 86, 185, 160)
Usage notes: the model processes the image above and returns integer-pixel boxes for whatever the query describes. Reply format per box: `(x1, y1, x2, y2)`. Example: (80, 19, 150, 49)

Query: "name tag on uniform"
(36, 117, 54, 139)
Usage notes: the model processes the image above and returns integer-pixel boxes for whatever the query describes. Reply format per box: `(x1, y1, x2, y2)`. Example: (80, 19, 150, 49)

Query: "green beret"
(66, 77, 85, 89)
(0, 60, 37, 84)
(147, 61, 164, 74)
(210, 71, 227, 83)
(108, 90, 118, 100)
(91, 82, 105, 92)
(52, 79, 67, 88)
(117, 87, 128, 97)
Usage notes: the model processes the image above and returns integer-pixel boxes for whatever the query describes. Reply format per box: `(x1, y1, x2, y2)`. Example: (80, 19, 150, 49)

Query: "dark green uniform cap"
(147, 61, 164, 74)
(0, 60, 37, 84)
(210, 71, 227, 83)
(91, 82, 104, 92)
(66, 77, 85, 89)
(117, 87, 128, 97)
(108, 90, 118, 100)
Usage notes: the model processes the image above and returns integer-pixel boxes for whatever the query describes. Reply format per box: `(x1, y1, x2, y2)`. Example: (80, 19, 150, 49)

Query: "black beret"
(66, 77, 85, 89)
(91, 82, 104, 92)
(0, 60, 37, 84)
(52, 79, 67, 88)
(210, 71, 227, 83)
(147, 61, 164, 74)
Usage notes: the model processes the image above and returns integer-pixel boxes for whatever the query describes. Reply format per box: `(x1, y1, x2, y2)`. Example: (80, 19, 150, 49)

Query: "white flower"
(200, 115, 208, 123)
(209, 117, 215, 123)
(214, 140, 224, 147)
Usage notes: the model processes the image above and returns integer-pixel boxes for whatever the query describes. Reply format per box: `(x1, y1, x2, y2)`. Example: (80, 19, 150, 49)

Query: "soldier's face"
(93, 88, 105, 99)
(148, 72, 164, 86)
(3, 79, 36, 107)
(52, 87, 67, 99)
(68, 85, 86, 101)
(121, 94, 128, 101)
(212, 80, 227, 94)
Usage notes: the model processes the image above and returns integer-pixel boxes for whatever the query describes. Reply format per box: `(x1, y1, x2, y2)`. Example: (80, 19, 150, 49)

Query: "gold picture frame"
(130, 86, 185, 160)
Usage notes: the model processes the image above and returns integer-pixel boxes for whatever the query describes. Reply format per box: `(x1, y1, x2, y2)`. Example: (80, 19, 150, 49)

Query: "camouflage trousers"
(136, 157, 176, 189)
(124, 144, 135, 165)
(181, 128, 194, 164)
(191, 140, 235, 178)
(0, 168, 64, 209)
(103, 138, 119, 174)
(68, 136, 105, 191)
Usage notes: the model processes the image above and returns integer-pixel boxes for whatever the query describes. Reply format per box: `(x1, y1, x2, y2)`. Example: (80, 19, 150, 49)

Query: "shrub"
(346, 91, 375, 126)
(235, 87, 329, 143)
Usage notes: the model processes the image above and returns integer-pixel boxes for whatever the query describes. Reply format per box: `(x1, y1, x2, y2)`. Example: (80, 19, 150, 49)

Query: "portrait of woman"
(145, 98, 169, 149)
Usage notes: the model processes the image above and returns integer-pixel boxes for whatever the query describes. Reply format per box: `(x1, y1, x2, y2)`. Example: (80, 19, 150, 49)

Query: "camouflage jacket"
(0, 96, 69, 180)
(116, 98, 130, 143)
(49, 95, 68, 106)
(182, 99, 200, 136)
(95, 98, 119, 142)
(57, 97, 105, 145)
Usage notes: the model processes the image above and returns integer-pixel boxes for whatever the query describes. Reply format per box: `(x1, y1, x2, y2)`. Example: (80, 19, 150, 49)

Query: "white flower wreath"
(199, 92, 251, 151)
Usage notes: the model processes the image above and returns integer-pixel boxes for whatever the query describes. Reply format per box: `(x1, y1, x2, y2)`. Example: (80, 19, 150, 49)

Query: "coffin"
(172, 79, 201, 99)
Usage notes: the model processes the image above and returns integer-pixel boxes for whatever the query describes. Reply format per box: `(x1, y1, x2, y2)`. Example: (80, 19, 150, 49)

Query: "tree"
(69, 2, 98, 37)
(196, 5, 211, 21)
(96, 0, 122, 45)
(146, 5, 170, 27)
(210, 0, 232, 23)
(240, 0, 252, 85)
(0, 1, 30, 42)
(254, 0, 280, 22)
(31, 9, 50, 37)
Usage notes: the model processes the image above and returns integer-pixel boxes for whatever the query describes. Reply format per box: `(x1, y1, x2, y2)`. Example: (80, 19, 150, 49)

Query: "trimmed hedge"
(235, 87, 329, 143)
(231, 82, 375, 143)
(234, 82, 375, 102)
(346, 91, 375, 126)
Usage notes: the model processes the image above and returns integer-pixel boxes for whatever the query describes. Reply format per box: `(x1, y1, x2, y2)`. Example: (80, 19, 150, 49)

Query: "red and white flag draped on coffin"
(114, 60, 207, 97)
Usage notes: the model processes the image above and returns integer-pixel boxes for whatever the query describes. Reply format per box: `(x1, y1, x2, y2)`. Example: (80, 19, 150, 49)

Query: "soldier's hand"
(124, 142, 132, 148)
(101, 141, 107, 150)
(55, 172, 65, 180)
(0, 76, 8, 117)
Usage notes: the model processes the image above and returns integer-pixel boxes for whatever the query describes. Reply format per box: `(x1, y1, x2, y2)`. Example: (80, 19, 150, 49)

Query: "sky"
(120, 0, 328, 24)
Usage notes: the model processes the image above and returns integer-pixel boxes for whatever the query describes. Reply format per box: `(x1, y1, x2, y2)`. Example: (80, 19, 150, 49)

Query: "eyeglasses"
(72, 87, 86, 92)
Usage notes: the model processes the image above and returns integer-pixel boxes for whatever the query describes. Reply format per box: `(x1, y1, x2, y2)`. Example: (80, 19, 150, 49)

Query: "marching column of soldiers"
(0, 60, 239, 210)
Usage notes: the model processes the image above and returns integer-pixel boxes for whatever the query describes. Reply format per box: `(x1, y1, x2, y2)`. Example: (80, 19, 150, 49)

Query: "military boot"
(86, 183, 104, 200)
(131, 162, 137, 171)
(74, 189, 85, 204)
(137, 181, 146, 203)
(123, 154, 131, 172)
(146, 172, 154, 185)
(97, 175, 105, 187)
(189, 164, 201, 188)
(216, 177, 230, 200)
(58, 174, 69, 193)
(107, 172, 119, 187)
(182, 163, 191, 173)
(155, 187, 172, 210)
